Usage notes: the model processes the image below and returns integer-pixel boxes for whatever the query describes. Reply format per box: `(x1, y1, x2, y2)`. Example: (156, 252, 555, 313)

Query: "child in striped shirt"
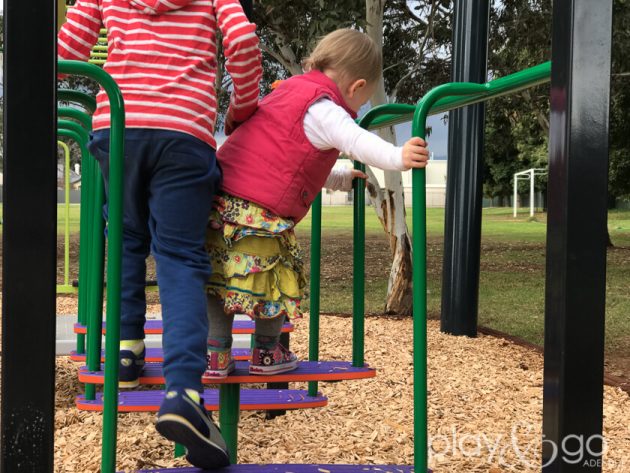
(58, 0, 262, 468)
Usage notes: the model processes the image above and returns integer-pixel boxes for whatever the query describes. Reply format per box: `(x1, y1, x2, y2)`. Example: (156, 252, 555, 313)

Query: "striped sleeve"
(58, 0, 102, 61)
(215, 0, 262, 122)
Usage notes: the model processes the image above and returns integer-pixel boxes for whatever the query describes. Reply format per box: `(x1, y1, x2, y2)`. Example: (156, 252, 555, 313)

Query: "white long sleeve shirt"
(304, 98, 405, 191)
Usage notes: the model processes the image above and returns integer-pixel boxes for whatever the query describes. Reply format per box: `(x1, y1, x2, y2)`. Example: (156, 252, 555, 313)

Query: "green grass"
(297, 206, 630, 362)
(0, 203, 627, 364)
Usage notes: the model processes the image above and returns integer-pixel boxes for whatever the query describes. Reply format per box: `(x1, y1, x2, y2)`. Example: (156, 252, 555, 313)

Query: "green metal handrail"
(59, 107, 93, 130)
(58, 117, 106, 404)
(58, 60, 125, 473)
(57, 55, 550, 472)
(57, 109, 94, 358)
(56, 126, 102, 392)
(307, 192, 323, 397)
(362, 61, 551, 131)
(308, 61, 551, 473)
(58, 89, 97, 114)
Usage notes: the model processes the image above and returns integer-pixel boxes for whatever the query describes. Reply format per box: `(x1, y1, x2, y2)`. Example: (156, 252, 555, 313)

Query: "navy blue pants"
(89, 129, 221, 391)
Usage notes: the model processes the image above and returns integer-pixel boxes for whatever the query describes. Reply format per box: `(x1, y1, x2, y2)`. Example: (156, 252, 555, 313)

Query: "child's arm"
(58, 0, 102, 62)
(304, 99, 429, 171)
(324, 168, 368, 191)
(215, 0, 263, 127)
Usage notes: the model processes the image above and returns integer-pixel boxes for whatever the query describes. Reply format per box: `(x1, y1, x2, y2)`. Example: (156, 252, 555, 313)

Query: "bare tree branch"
(405, 1, 428, 25)
(391, 0, 438, 100)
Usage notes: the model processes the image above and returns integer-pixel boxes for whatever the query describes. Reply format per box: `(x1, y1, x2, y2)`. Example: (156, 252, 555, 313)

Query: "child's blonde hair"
(303, 29, 382, 87)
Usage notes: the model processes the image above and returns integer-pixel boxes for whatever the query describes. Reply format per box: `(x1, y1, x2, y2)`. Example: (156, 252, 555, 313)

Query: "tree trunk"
(365, 0, 413, 315)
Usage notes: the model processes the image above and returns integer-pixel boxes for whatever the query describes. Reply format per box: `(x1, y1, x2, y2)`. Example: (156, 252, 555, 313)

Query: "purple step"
(130, 464, 422, 473)
(77, 388, 327, 412)
(73, 319, 294, 335)
(70, 347, 251, 363)
(79, 360, 376, 385)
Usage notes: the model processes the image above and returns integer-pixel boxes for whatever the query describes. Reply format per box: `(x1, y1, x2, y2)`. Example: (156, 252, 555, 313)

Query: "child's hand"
(351, 169, 369, 180)
(402, 137, 429, 170)
(224, 110, 240, 136)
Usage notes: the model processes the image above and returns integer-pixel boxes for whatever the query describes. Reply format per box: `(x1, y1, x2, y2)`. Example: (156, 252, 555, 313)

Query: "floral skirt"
(205, 193, 306, 320)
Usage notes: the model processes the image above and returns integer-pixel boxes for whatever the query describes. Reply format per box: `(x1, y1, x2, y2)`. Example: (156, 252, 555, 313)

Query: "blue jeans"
(89, 129, 221, 391)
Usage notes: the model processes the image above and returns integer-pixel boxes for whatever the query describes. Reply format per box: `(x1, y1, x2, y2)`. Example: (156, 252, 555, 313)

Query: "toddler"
(204, 29, 429, 379)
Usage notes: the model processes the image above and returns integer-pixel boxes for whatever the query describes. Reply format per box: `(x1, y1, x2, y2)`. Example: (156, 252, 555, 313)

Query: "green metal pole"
(57, 108, 94, 299)
(58, 117, 95, 353)
(57, 129, 91, 357)
(58, 107, 93, 130)
(77, 146, 93, 352)
(363, 61, 551, 131)
(409, 81, 487, 473)
(351, 161, 366, 367)
(219, 384, 241, 464)
(58, 128, 100, 401)
(308, 192, 322, 397)
(308, 65, 552, 472)
(59, 60, 126, 473)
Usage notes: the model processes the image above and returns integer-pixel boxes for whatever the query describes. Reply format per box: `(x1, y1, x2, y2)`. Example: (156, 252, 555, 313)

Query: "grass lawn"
(0, 203, 627, 376)
(294, 206, 630, 377)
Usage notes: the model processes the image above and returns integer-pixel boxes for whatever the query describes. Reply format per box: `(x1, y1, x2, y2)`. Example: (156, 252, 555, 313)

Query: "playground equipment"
(1, 1, 615, 473)
(513, 168, 548, 218)
(66, 59, 558, 473)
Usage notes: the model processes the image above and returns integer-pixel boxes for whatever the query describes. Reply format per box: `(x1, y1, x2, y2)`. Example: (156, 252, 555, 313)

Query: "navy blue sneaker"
(156, 389, 230, 469)
(118, 342, 145, 388)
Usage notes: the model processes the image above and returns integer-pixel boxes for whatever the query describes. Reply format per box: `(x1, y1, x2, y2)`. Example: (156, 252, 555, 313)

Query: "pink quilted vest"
(218, 70, 357, 223)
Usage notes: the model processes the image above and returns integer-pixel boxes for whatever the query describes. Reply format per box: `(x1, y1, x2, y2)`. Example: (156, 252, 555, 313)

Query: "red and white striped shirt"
(58, 0, 262, 149)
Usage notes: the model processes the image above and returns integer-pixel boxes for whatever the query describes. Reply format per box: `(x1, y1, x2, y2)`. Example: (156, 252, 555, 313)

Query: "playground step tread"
(73, 320, 294, 335)
(70, 347, 251, 362)
(79, 360, 376, 385)
(128, 464, 419, 473)
(76, 388, 327, 412)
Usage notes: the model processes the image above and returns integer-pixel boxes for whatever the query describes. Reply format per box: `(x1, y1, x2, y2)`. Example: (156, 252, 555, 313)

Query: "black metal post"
(239, 0, 254, 22)
(440, 0, 489, 336)
(542, 1, 612, 472)
(1, 1, 58, 472)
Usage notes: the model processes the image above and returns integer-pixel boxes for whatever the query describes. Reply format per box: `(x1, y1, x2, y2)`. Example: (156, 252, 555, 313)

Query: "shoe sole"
(156, 414, 230, 469)
(249, 359, 299, 375)
(202, 361, 235, 381)
(119, 379, 140, 388)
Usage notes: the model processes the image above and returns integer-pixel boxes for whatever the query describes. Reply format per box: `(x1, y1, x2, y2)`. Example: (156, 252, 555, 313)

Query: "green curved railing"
(58, 60, 125, 473)
(57, 108, 95, 360)
(57, 89, 97, 113)
(58, 107, 93, 130)
(59, 57, 550, 472)
(307, 60, 551, 472)
(57, 116, 106, 404)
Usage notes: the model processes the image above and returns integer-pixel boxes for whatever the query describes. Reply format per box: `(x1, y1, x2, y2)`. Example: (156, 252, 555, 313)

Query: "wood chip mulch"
(53, 298, 630, 473)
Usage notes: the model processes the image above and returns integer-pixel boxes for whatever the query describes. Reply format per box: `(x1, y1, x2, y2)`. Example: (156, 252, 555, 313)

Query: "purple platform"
(79, 360, 376, 385)
(73, 319, 294, 334)
(129, 464, 423, 473)
(70, 347, 251, 362)
(76, 388, 327, 412)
